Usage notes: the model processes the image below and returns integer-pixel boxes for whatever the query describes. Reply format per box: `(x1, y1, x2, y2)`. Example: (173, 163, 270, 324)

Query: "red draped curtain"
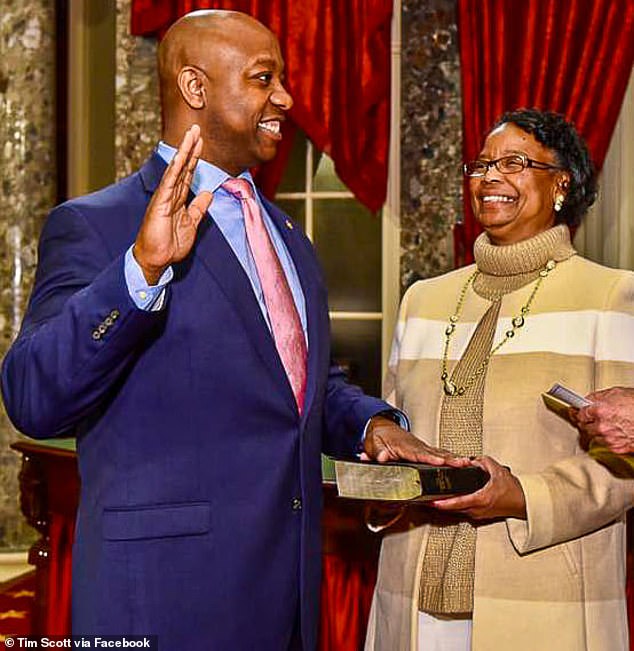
(45, 514, 74, 635)
(455, 0, 634, 265)
(130, 0, 393, 213)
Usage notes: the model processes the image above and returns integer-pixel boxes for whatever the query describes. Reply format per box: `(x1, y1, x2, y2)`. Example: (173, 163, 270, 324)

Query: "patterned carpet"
(0, 571, 34, 643)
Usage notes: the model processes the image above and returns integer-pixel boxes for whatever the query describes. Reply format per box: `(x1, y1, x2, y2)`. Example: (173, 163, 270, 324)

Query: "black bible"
(333, 459, 490, 502)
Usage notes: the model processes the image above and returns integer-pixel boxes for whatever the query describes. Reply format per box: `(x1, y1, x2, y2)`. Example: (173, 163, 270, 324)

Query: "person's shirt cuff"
(124, 246, 173, 311)
(358, 409, 410, 453)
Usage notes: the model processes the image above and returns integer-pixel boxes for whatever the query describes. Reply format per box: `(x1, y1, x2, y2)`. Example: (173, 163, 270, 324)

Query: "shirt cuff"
(124, 246, 174, 311)
(358, 409, 410, 453)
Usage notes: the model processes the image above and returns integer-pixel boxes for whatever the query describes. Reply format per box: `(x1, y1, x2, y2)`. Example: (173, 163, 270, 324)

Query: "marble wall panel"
(0, 0, 56, 549)
(400, 0, 462, 291)
(115, 0, 160, 179)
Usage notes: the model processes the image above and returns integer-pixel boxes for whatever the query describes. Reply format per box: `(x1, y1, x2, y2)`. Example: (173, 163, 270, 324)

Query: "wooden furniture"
(11, 439, 78, 633)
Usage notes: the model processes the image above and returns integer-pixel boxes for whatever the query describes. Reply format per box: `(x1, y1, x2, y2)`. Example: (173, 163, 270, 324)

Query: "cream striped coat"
(365, 254, 634, 651)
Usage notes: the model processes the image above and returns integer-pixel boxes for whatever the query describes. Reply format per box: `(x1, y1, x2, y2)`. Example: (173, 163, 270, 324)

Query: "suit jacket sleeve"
(321, 363, 393, 458)
(507, 271, 634, 553)
(1, 203, 161, 438)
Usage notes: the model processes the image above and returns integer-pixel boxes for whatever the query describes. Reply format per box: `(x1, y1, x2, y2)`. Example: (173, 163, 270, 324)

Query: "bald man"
(1, 10, 451, 651)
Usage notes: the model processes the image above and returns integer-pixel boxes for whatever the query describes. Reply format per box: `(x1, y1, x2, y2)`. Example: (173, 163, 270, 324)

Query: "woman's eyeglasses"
(463, 154, 562, 178)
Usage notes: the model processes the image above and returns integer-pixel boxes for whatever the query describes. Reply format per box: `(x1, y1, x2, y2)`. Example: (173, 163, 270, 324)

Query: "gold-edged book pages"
(333, 459, 489, 502)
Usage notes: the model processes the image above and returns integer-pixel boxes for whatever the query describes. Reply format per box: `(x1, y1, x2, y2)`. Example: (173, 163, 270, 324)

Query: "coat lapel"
(193, 216, 298, 413)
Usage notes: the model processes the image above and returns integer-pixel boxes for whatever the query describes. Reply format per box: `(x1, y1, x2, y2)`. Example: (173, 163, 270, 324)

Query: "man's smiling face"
(198, 20, 293, 176)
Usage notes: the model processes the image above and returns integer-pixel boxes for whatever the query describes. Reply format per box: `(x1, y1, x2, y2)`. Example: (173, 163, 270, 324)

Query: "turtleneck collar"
(472, 224, 576, 300)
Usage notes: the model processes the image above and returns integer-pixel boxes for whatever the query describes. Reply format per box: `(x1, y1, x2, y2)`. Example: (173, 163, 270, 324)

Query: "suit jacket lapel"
(193, 216, 297, 413)
(139, 152, 166, 194)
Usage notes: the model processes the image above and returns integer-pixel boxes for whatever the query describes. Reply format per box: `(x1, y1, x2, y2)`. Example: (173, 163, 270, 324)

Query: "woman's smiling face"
(469, 122, 569, 245)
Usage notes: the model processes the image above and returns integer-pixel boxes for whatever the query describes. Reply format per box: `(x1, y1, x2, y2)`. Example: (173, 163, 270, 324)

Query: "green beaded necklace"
(440, 258, 557, 397)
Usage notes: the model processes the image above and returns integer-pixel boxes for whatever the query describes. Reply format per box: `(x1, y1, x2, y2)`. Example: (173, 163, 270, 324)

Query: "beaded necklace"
(440, 258, 557, 397)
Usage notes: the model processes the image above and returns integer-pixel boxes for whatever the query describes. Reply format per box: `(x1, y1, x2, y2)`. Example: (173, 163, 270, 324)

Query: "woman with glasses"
(365, 108, 634, 651)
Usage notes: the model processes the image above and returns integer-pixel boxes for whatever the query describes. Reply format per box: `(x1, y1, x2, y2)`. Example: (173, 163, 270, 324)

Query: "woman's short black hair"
(493, 108, 597, 227)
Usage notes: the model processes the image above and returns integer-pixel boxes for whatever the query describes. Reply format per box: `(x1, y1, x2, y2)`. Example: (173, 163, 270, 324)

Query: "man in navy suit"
(2, 10, 456, 650)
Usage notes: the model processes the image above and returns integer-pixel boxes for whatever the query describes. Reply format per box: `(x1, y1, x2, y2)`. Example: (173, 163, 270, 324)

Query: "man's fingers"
(188, 191, 213, 228)
(164, 127, 196, 187)
(176, 132, 204, 207)
(155, 126, 200, 208)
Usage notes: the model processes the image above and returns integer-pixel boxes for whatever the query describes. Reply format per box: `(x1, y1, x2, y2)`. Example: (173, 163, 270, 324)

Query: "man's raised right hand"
(133, 124, 213, 285)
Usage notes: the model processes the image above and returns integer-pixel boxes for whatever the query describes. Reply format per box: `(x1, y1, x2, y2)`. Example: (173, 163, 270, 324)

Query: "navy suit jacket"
(1, 154, 390, 650)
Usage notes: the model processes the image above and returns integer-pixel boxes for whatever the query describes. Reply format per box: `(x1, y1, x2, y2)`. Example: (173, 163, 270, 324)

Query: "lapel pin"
(285, 219, 293, 230)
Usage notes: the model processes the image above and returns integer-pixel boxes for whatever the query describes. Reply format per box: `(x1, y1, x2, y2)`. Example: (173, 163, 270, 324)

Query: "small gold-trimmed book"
(541, 382, 592, 419)
(333, 459, 490, 502)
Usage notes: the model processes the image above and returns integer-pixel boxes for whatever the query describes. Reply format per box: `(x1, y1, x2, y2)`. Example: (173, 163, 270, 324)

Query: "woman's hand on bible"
(427, 455, 527, 520)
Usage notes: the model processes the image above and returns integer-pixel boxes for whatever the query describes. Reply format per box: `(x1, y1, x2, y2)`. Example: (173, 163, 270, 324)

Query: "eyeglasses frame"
(463, 153, 563, 178)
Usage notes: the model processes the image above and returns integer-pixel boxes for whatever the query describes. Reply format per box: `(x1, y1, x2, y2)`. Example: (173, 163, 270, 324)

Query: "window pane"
(331, 319, 381, 396)
(275, 199, 306, 232)
(314, 153, 348, 192)
(313, 200, 381, 312)
(276, 131, 307, 193)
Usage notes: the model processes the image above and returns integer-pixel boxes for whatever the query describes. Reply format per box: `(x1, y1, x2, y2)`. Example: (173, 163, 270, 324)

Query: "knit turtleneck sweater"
(418, 224, 576, 615)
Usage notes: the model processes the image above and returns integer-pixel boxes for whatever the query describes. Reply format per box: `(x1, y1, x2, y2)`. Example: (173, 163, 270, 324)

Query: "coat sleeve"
(1, 204, 162, 438)
(507, 271, 634, 553)
(321, 363, 393, 458)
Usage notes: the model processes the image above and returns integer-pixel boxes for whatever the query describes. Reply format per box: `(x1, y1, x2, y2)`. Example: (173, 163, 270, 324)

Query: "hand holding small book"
(544, 383, 634, 478)
(569, 387, 634, 455)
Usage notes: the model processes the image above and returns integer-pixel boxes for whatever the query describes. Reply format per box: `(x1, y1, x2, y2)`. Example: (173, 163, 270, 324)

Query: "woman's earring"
(554, 195, 564, 212)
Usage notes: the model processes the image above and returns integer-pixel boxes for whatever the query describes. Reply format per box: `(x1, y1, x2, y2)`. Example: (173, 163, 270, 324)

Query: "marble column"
(115, 0, 160, 179)
(400, 0, 462, 290)
(0, 0, 57, 548)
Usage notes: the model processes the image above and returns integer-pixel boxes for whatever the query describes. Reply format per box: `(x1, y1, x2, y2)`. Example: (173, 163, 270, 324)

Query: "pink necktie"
(223, 178, 307, 413)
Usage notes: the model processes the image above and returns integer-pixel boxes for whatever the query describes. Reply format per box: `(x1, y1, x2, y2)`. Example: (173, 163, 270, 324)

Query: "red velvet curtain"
(130, 0, 393, 212)
(456, 0, 634, 265)
(320, 555, 377, 651)
(45, 514, 74, 635)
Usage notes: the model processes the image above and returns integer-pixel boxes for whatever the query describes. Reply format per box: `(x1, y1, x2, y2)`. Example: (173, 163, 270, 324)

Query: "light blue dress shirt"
(124, 143, 307, 340)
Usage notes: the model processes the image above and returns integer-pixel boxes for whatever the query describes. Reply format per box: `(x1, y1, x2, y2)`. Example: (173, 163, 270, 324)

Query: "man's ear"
(177, 67, 206, 110)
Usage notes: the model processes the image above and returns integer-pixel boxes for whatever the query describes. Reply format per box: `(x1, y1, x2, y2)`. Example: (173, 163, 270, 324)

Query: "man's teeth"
(482, 195, 515, 203)
(258, 121, 280, 135)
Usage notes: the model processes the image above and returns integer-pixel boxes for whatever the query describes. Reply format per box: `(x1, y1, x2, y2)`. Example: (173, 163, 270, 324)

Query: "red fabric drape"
(130, 0, 392, 212)
(456, 0, 634, 265)
(319, 555, 377, 651)
(44, 513, 75, 635)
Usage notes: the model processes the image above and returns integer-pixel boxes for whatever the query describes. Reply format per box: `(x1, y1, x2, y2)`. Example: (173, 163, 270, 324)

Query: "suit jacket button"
(104, 316, 113, 326)
(110, 309, 120, 320)
(92, 330, 101, 340)
(98, 324, 107, 334)
(291, 497, 302, 511)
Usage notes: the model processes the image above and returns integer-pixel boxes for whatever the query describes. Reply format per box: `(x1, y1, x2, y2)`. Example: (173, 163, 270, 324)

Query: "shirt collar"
(156, 141, 257, 197)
